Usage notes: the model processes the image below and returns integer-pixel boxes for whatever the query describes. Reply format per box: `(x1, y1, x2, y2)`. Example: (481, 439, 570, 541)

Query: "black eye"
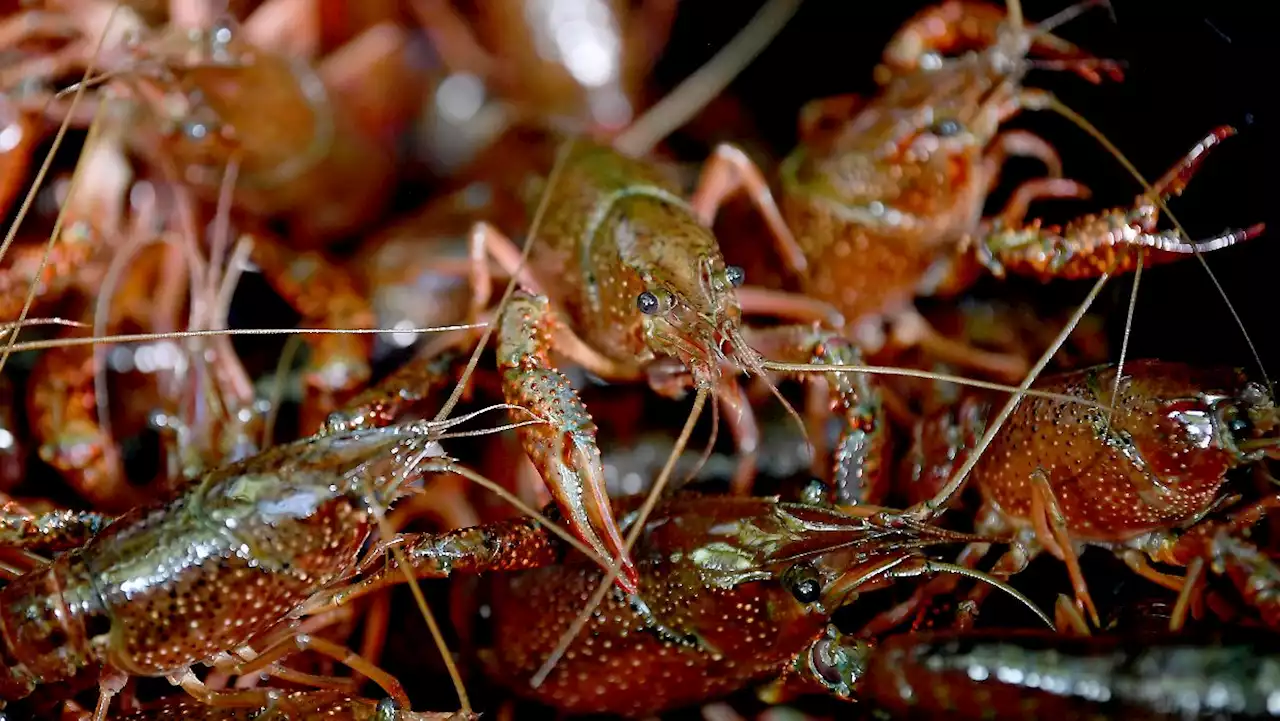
(799, 477, 828, 506)
(931, 119, 962, 137)
(789, 567, 822, 604)
(725, 265, 745, 287)
(636, 291, 660, 314)
(1228, 409, 1253, 438)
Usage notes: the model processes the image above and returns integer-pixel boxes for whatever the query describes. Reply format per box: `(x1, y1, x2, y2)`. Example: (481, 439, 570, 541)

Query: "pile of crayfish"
(0, 0, 1275, 719)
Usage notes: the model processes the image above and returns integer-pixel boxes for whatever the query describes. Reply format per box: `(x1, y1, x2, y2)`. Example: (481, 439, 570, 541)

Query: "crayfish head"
(874, 53, 1011, 178)
(787, 60, 1000, 225)
(764, 504, 977, 615)
(635, 251, 748, 391)
(854, 1, 1117, 211)
(1124, 363, 1279, 485)
(1219, 380, 1280, 462)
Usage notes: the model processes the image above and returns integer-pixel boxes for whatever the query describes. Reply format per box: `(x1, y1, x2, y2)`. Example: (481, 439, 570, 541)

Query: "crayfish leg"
(0, 11, 80, 52)
(1169, 557, 1208, 633)
(690, 143, 808, 276)
(496, 294, 639, 594)
(1030, 468, 1100, 627)
(983, 130, 1066, 189)
(216, 633, 410, 710)
(1207, 530, 1280, 631)
(858, 539, 1004, 637)
(1054, 594, 1092, 636)
(91, 670, 128, 721)
(643, 361, 761, 496)
(323, 340, 474, 435)
(1119, 548, 1187, 593)
(734, 286, 845, 328)
(408, 0, 501, 81)
(465, 221, 542, 328)
(885, 308, 1030, 381)
(993, 177, 1091, 228)
(168, 669, 311, 714)
(742, 324, 889, 506)
(717, 376, 760, 495)
(309, 514, 565, 612)
(320, 23, 429, 147)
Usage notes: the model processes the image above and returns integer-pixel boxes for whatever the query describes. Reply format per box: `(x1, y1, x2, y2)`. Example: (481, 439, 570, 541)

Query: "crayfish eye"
(1227, 409, 1254, 439)
(373, 698, 400, 721)
(725, 265, 745, 288)
(788, 567, 823, 604)
(636, 291, 660, 314)
(930, 118, 963, 137)
(799, 477, 828, 505)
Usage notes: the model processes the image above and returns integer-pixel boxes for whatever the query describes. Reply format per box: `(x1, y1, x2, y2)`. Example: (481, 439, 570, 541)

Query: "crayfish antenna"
(1108, 251, 1142, 432)
(1055, 593, 1094, 635)
(1006, 0, 1023, 32)
(925, 560, 1055, 631)
(1034, 0, 1112, 35)
(682, 396, 720, 486)
(755, 362, 1111, 411)
(613, 0, 804, 157)
(814, 551, 1051, 630)
(263, 336, 306, 447)
(0, 318, 88, 335)
(352, 422, 472, 714)
(0, 325, 489, 355)
(91, 218, 153, 482)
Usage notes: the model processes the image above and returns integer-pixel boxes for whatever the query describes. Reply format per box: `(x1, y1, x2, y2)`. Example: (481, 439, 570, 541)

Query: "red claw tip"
(1211, 125, 1238, 142)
